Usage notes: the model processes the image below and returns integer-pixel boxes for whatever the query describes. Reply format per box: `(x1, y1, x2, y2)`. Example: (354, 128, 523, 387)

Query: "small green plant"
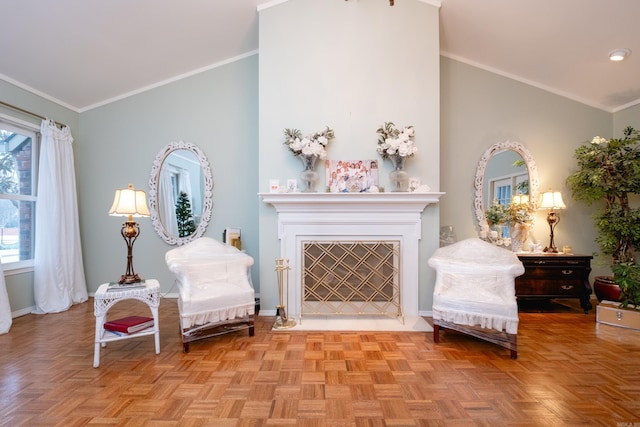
(485, 200, 508, 226)
(612, 262, 640, 310)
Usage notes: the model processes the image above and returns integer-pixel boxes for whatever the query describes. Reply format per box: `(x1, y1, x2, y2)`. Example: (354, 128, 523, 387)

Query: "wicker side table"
(93, 279, 160, 367)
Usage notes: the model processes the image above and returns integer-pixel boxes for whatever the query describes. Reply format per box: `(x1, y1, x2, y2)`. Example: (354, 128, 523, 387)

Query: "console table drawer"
(520, 266, 587, 281)
(516, 278, 584, 296)
(521, 258, 590, 268)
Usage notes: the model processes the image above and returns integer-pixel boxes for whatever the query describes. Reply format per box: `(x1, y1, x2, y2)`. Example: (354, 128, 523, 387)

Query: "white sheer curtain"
(33, 119, 87, 314)
(0, 262, 11, 334)
(178, 170, 192, 206)
(159, 165, 178, 237)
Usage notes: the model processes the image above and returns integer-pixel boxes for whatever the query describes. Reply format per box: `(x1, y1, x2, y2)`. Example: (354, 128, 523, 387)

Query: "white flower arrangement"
(591, 136, 608, 145)
(376, 122, 418, 159)
(283, 126, 335, 159)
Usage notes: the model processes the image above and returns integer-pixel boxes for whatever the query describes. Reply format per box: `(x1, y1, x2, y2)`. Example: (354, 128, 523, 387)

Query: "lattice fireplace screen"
(301, 240, 403, 320)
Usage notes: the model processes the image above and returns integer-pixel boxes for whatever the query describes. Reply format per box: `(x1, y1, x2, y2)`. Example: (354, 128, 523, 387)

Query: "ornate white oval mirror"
(474, 141, 539, 232)
(148, 141, 213, 245)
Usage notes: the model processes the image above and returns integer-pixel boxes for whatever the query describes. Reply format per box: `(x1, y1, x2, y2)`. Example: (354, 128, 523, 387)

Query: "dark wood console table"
(516, 254, 593, 313)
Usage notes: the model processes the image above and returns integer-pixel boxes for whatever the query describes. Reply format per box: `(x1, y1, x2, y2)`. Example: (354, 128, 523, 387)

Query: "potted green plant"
(566, 126, 640, 309)
(612, 262, 640, 310)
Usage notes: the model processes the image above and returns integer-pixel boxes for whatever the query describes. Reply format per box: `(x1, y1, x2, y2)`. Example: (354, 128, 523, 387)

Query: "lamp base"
(118, 273, 143, 285)
(544, 210, 560, 254)
(118, 219, 143, 285)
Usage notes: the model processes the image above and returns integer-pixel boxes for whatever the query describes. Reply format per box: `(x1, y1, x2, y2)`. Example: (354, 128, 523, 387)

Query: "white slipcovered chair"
(165, 237, 255, 352)
(428, 238, 524, 358)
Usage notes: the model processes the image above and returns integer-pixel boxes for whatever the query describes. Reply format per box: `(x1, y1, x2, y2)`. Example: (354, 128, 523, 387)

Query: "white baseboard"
(259, 310, 277, 316)
(11, 306, 35, 318)
(260, 309, 433, 318)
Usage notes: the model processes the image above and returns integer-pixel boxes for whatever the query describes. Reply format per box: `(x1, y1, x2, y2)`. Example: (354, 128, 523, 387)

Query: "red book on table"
(104, 316, 154, 334)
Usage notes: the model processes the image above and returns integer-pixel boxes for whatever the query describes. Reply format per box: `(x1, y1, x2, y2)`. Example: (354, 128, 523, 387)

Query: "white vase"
(510, 223, 530, 253)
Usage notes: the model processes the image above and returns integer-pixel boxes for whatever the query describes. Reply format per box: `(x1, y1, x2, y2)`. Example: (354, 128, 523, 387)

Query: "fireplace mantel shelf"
(259, 191, 444, 213)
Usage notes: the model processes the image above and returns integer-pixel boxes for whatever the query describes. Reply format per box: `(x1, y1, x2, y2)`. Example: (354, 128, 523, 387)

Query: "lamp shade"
(109, 184, 150, 217)
(539, 191, 566, 210)
(512, 194, 529, 205)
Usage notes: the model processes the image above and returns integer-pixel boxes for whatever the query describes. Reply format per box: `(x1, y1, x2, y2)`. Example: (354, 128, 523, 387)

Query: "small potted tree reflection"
(175, 191, 196, 238)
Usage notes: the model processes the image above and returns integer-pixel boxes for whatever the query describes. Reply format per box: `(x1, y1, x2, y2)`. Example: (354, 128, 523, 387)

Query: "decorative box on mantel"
(597, 300, 640, 331)
(259, 192, 444, 319)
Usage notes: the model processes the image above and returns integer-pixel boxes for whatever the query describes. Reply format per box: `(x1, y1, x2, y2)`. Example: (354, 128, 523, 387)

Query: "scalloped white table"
(93, 279, 160, 368)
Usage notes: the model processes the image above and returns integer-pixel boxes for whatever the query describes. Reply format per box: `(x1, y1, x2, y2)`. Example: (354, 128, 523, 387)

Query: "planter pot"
(593, 276, 622, 302)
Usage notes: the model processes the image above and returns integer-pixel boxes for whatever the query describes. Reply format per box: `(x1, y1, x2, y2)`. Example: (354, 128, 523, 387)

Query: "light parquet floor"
(0, 297, 638, 426)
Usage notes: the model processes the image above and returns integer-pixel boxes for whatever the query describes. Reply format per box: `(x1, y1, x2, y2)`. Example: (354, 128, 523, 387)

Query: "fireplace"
(260, 192, 443, 320)
(302, 240, 401, 319)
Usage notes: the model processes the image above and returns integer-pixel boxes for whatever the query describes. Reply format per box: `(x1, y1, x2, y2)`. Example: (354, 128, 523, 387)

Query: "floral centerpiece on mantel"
(376, 122, 417, 160)
(283, 126, 335, 159)
(283, 126, 335, 192)
(376, 122, 417, 191)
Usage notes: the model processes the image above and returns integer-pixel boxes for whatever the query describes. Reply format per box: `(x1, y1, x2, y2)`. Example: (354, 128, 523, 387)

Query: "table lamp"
(109, 184, 150, 284)
(539, 190, 566, 253)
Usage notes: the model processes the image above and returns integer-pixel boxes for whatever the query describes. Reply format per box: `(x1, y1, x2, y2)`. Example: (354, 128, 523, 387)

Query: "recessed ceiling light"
(609, 49, 631, 61)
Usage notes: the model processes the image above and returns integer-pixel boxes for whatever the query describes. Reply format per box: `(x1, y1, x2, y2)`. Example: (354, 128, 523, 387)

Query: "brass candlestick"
(273, 258, 296, 329)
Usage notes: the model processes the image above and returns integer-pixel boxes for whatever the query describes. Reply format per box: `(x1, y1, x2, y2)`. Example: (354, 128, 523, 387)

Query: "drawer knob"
(561, 284, 574, 290)
(561, 270, 574, 275)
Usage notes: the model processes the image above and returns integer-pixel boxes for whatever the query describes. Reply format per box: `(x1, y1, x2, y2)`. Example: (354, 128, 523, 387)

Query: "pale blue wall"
(613, 103, 640, 133)
(77, 55, 259, 294)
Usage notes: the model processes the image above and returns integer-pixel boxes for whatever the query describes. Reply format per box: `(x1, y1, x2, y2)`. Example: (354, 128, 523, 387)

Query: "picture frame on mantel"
(325, 159, 379, 193)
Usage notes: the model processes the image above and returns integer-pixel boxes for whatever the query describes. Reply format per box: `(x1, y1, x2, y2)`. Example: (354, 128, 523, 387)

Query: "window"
(0, 116, 38, 269)
(493, 178, 512, 206)
(489, 173, 528, 238)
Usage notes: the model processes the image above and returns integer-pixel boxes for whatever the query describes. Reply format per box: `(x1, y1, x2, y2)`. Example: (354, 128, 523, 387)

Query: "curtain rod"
(0, 100, 67, 129)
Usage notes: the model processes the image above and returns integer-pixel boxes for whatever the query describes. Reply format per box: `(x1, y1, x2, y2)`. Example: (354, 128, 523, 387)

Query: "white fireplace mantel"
(260, 192, 444, 318)
(259, 192, 443, 214)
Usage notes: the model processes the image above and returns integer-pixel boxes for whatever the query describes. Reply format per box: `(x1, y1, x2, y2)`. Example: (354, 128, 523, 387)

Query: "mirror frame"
(148, 140, 213, 245)
(474, 140, 539, 232)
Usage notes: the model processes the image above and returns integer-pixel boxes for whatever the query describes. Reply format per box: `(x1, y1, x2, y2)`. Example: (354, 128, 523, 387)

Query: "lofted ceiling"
(1, 0, 639, 113)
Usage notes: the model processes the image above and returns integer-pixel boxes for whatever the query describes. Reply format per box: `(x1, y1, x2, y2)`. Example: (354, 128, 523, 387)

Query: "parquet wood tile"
(0, 297, 639, 426)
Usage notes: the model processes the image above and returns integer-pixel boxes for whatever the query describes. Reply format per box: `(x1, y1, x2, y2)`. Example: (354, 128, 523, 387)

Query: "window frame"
(0, 113, 39, 274)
